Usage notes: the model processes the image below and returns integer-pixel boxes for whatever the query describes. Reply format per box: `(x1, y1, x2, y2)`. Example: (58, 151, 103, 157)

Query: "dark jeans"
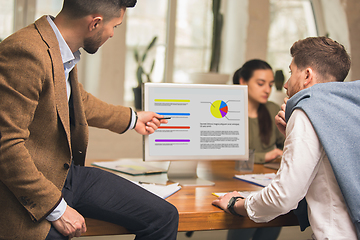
(46, 164, 179, 240)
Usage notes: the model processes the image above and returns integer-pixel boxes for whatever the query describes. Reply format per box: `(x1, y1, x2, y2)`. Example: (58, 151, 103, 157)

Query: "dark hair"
(233, 59, 273, 145)
(62, 0, 137, 21)
(290, 36, 351, 82)
(232, 59, 272, 84)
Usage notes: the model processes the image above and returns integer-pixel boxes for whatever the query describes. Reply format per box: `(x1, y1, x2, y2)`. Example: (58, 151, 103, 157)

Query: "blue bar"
(156, 113, 190, 116)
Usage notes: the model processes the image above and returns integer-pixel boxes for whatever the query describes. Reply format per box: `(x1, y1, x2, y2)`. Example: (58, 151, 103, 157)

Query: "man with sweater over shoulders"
(0, 1, 178, 239)
(213, 36, 359, 239)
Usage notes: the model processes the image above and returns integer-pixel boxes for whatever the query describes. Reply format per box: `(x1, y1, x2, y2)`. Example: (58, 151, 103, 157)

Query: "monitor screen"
(143, 83, 249, 162)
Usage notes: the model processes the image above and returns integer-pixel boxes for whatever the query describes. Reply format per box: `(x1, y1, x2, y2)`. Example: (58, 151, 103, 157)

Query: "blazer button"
(20, 196, 29, 206)
(64, 163, 70, 170)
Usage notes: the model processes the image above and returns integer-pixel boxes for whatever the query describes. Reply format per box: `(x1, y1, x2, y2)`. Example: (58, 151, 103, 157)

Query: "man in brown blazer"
(0, 0, 179, 239)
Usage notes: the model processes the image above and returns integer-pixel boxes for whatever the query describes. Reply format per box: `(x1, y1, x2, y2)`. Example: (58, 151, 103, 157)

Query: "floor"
(78, 226, 313, 240)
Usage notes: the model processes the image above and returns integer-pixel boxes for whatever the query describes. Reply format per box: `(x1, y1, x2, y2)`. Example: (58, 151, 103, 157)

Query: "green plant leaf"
(134, 48, 140, 63)
(146, 36, 157, 51)
(134, 36, 158, 83)
(142, 36, 157, 62)
(136, 66, 144, 85)
(149, 60, 155, 73)
(141, 52, 147, 62)
(145, 73, 151, 82)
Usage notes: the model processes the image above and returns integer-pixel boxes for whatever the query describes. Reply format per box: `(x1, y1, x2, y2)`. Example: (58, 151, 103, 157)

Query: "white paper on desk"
(234, 173, 276, 187)
(92, 158, 167, 176)
(133, 182, 181, 199)
(213, 191, 261, 198)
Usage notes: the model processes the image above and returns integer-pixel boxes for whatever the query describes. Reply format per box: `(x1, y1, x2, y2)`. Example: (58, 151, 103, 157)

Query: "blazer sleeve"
(78, 82, 132, 134)
(0, 34, 62, 221)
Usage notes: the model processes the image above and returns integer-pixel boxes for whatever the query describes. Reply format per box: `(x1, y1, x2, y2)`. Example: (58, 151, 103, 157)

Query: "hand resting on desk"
(212, 191, 248, 217)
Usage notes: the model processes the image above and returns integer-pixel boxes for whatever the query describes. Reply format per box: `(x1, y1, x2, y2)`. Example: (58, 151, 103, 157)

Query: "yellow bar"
(154, 99, 190, 102)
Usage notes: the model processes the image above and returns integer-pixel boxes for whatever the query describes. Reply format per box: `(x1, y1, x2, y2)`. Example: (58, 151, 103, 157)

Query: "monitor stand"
(167, 161, 215, 186)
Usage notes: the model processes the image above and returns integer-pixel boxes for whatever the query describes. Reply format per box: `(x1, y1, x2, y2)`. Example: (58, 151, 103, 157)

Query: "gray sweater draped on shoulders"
(285, 80, 360, 238)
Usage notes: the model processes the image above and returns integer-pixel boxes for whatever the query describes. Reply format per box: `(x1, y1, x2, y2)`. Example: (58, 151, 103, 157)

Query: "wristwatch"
(227, 196, 244, 217)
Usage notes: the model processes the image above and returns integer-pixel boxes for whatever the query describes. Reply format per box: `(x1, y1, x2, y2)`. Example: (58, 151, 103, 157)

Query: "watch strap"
(228, 196, 244, 217)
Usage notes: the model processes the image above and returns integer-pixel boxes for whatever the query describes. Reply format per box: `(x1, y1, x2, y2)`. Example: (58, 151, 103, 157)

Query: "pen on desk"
(138, 181, 153, 185)
(139, 181, 166, 185)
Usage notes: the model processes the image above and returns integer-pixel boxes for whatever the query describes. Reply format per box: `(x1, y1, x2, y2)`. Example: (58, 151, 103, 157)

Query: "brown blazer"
(0, 16, 131, 239)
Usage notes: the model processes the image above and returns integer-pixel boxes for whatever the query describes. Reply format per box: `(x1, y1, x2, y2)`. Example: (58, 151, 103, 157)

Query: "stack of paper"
(234, 173, 276, 187)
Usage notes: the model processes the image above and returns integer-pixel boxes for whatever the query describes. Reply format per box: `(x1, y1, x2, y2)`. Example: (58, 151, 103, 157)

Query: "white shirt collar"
(46, 15, 81, 66)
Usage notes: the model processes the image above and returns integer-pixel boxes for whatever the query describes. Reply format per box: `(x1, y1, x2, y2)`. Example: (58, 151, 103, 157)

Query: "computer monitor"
(143, 83, 248, 186)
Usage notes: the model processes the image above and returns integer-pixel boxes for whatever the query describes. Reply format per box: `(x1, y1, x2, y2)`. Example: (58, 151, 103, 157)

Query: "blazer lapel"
(69, 68, 88, 165)
(51, 47, 71, 145)
(35, 16, 72, 148)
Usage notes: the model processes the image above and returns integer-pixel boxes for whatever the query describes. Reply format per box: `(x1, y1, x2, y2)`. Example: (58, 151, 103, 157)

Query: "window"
(124, 0, 168, 102)
(267, 0, 317, 80)
(124, 0, 213, 103)
(34, 0, 62, 19)
(173, 0, 213, 83)
(0, 1, 62, 40)
(0, 1, 14, 40)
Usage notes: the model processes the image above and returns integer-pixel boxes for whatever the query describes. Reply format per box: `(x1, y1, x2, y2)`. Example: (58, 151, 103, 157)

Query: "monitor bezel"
(143, 82, 249, 162)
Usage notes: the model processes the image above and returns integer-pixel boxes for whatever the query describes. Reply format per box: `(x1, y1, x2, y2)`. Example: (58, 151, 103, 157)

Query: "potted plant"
(274, 69, 285, 91)
(268, 69, 287, 106)
(132, 36, 157, 110)
(189, 0, 230, 85)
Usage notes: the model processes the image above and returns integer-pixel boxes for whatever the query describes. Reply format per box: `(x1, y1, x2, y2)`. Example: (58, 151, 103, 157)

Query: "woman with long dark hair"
(228, 59, 284, 240)
(234, 59, 284, 164)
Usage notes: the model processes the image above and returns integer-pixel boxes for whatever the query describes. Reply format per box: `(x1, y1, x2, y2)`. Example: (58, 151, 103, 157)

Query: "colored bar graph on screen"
(156, 113, 190, 116)
(154, 99, 190, 102)
(155, 139, 190, 143)
(158, 126, 190, 129)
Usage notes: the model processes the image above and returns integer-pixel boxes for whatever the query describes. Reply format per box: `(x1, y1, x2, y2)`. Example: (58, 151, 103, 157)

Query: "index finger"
(280, 103, 286, 112)
(153, 114, 168, 124)
(82, 222, 87, 233)
(154, 113, 164, 119)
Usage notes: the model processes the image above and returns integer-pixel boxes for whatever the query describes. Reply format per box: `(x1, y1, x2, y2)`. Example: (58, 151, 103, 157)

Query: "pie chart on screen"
(210, 100, 228, 118)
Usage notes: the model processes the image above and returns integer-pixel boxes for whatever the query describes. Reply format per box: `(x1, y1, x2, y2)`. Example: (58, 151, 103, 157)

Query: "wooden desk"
(83, 160, 299, 236)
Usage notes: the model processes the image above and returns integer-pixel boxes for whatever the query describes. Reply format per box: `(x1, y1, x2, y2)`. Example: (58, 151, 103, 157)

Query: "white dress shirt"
(244, 109, 357, 239)
(45, 16, 136, 221)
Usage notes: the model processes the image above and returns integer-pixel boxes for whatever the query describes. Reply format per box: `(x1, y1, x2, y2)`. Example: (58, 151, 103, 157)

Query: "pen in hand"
(157, 117, 171, 120)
